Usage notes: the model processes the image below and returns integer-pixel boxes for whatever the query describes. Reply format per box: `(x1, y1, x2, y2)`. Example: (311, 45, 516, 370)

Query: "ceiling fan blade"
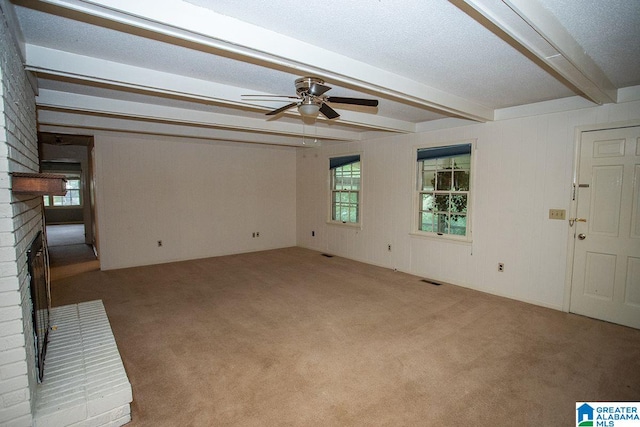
(309, 82, 331, 96)
(266, 102, 298, 116)
(242, 94, 299, 99)
(326, 96, 378, 107)
(319, 103, 340, 119)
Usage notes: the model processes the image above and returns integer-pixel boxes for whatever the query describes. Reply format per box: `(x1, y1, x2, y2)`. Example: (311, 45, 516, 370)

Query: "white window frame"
(412, 141, 474, 242)
(328, 153, 362, 227)
(43, 173, 82, 208)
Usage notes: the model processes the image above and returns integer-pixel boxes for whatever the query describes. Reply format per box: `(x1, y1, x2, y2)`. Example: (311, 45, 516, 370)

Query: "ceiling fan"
(243, 77, 379, 120)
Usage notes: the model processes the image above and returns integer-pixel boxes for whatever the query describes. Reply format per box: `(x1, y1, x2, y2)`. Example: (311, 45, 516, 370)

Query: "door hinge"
(572, 183, 576, 201)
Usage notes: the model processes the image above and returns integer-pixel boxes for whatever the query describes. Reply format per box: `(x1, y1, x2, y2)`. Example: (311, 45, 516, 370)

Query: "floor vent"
(421, 279, 442, 286)
(321, 253, 334, 258)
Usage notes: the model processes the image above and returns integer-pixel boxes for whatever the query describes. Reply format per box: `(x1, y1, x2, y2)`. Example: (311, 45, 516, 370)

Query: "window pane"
(421, 170, 435, 191)
(434, 194, 450, 212)
(53, 196, 63, 205)
(66, 179, 80, 190)
(349, 207, 357, 223)
(352, 176, 361, 190)
(340, 192, 349, 203)
(451, 194, 467, 213)
(452, 155, 471, 169)
(349, 192, 358, 203)
(450, 215, 467, 235)
(454, 170, 470, 191)
(420, 212, 434, 232)
(436, 213, 449, 233)
(340, 207, 349, 222)
(43, 197, 49, 207)
(437, 171, 452, 190)
(421, 193, 434, 211)
(437, 157, 452, 169)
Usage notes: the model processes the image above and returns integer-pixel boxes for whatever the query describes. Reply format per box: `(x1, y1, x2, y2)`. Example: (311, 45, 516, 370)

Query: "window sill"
(409, 231, 472, 245)
(327, 221, 362, 230)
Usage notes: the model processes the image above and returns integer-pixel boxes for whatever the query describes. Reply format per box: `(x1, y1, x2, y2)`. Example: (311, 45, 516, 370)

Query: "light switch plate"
(549, 209, 566, 220)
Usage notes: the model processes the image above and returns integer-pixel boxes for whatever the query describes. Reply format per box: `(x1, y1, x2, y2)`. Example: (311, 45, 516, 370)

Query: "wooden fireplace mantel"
(10, 172, 67, 196)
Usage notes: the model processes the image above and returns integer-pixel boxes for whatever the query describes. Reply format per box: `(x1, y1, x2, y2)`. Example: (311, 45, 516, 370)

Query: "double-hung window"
(329, 154, 361, 224)
(43, 175, 82, 207)
(416, 143, 472, 239)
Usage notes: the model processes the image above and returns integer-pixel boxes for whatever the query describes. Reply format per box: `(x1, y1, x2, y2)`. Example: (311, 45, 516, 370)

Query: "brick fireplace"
(0, 5, 132, 425)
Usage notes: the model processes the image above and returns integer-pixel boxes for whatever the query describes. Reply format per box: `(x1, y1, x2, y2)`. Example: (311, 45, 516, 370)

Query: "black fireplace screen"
(28, 231, 49, 382)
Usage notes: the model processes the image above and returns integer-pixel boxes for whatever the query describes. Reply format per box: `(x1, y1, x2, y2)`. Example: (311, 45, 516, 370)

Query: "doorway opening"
(39, 132, 100, 280)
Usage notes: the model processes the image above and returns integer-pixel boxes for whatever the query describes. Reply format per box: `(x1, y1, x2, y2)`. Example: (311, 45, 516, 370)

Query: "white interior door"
(570, 125, 640, 329)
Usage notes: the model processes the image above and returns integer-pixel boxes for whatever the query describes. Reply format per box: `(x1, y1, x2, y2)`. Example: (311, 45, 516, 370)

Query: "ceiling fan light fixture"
(298, 97, 321, 117)
(298, 103, 320, 116)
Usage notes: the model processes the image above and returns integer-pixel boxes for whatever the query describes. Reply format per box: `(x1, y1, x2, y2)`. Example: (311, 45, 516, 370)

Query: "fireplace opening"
(28, 231, 50, 382)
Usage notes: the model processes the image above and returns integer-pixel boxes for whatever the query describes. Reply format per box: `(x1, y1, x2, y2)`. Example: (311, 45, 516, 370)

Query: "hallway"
(46, 224, 99, 279)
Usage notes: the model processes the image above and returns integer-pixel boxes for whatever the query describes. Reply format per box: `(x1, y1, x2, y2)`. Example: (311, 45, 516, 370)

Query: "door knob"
(578, 233, 586, 240)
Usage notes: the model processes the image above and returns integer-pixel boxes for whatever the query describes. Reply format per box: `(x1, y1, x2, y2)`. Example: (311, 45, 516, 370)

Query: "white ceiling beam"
(36, 89, 361, 141)
(37, 110, 321, 147)
(34, 0, 494, 122)
(25, 44, 256, 108)
(25, 45, 414, 134)
(456, 0, 617, 104)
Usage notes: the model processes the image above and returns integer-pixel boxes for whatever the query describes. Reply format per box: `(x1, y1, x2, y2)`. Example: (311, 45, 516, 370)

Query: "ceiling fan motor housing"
(295, 76, 325, 96)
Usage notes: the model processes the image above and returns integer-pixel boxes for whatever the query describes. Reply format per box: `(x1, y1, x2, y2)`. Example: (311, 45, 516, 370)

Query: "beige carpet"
(51, 247, 640, 426)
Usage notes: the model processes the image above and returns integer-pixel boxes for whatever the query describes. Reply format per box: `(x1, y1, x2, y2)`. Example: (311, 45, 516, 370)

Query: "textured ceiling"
(186, 0, 573, 107)
(536, 0, 640, 88)
(7, 0, 640, 147)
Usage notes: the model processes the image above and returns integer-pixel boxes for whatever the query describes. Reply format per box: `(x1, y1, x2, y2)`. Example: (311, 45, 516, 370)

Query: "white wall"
(94, 135, 297, 270)
(297, 100, 640, 310)
(0, 4, 41, 425)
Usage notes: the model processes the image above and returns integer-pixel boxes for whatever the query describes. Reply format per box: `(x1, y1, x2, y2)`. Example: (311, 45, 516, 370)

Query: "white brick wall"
(0, 3, 42, 425)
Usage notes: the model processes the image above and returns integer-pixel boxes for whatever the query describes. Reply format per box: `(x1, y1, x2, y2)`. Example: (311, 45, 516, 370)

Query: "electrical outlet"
(388, 244, 392, 252)
(157, 240, 162, 247)
(549, 209, 566, 220)
(498, 263, 504, 272)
